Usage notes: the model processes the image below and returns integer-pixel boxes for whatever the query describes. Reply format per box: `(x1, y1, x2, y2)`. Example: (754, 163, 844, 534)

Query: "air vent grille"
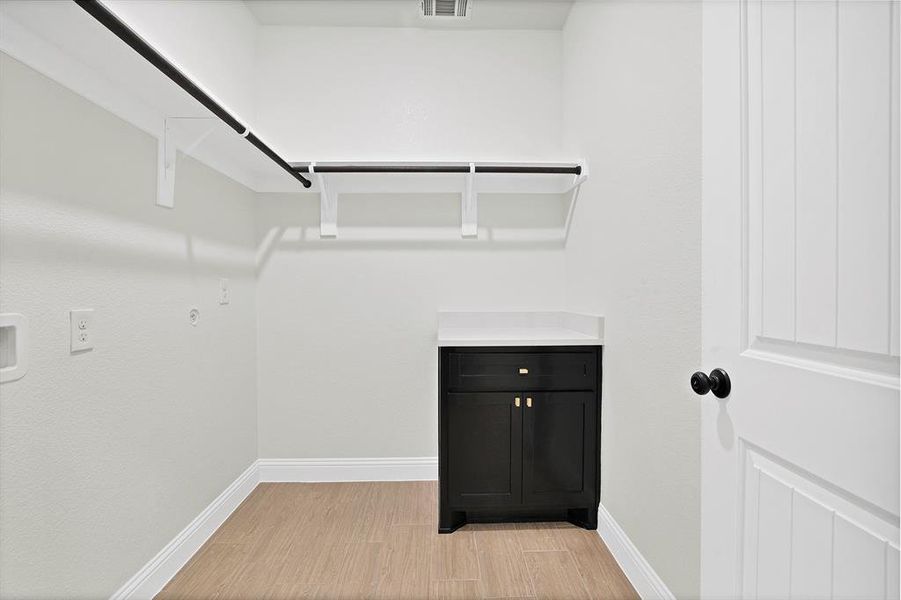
(435, 0, 457, 16)
(421, 0, 470, 18)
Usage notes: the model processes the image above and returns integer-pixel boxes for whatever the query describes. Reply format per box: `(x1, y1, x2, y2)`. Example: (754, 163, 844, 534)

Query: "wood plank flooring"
(157, 482, 637, 600)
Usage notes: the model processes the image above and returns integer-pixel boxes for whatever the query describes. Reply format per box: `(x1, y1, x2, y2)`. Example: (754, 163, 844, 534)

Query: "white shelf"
(0, 2, 585, 196)
(0, 0, 295, 193)
(0, 1, 588, 238)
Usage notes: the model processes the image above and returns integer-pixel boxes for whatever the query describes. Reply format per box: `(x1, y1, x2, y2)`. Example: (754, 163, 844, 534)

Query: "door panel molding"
(739, 440, 900, 598)
(742, 337, 900, 390)
(742, 0, 900, 384)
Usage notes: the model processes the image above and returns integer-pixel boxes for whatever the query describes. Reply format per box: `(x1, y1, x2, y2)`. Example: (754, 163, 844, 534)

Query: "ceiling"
(243, 0, 575, 30)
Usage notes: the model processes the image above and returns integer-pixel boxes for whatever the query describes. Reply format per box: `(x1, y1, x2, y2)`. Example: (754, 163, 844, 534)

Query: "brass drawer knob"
(518, 367, 529, 375)
(514, 397, 521, 408)
(526, 397, 532, 408)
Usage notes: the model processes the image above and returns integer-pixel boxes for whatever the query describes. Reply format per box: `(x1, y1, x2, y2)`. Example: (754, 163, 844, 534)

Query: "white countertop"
(437, 311, 604, 347)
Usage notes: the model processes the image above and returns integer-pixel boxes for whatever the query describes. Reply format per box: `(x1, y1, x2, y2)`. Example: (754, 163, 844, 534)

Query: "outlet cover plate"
(70, 309, 94, 352)
(218, 278, 230, 305)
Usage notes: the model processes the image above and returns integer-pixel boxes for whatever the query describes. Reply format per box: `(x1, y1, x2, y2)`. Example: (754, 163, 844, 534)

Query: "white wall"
(563, 2, 702, 597)
(0, 4, 708, 596)
(104, 0, 259, 125)
(255, 193, 567, 459)
(253, 26, 564, 161)
(252, 24, 569, 459)
(0, 54, 258, 598)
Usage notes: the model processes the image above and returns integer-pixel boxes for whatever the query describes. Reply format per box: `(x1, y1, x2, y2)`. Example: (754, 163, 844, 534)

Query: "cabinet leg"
(439, 508, 466, 534)
(567, 507, 598, 530)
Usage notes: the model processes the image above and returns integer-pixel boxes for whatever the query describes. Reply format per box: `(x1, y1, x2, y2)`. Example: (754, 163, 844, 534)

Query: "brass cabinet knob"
(514, 397, 521, 408)
(526, 397, 532, 408)
(518, 367, 529, 375)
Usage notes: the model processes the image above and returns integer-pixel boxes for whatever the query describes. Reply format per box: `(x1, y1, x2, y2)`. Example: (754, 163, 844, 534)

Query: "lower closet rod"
(290, 163, 582, 175)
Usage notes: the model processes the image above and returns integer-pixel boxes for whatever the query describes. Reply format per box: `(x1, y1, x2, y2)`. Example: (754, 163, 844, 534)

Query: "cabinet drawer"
(446, 349, 598, 391)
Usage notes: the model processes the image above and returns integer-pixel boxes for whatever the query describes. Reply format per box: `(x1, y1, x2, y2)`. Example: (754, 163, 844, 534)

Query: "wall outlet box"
(0, 313, 28, 383)
(70, 309, 94, 352)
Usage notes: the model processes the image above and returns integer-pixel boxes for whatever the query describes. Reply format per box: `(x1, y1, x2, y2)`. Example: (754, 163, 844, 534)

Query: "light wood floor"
(157, 482, 637, 600)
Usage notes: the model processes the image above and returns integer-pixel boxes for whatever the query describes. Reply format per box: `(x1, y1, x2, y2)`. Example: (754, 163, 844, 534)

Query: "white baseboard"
(257, 457, 438, 482)
(596, 503, 675, 600)
(110, 462, 259, 600)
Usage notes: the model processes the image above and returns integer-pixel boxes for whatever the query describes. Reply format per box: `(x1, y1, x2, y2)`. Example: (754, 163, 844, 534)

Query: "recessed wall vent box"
(0, 314, 28, 383)
(0, 327, 15, 369)
(421, 0, 471, 18)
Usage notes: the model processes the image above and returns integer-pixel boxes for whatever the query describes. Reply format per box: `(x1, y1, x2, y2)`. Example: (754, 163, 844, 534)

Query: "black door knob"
(690, 368, 731, 398)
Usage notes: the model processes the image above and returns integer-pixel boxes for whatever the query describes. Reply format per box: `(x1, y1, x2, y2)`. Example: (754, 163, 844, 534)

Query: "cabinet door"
(522, 391, 596, 506)
(446, 392, 522, 508)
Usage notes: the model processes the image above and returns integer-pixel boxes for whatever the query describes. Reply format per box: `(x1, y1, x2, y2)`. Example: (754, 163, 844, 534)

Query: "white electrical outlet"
(218, 278, 230, 305)
(70, 309, 94, 352)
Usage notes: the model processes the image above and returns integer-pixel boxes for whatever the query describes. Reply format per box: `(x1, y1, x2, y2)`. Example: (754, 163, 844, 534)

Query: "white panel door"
(702, 1, 900, 598)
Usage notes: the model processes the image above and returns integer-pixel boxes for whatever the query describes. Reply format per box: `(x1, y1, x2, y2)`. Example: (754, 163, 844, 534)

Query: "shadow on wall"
(3, 155, 568, 282)
(254, 191, 572, 272)
(0, 51, 256, 280)
(0, 140, 257, 280)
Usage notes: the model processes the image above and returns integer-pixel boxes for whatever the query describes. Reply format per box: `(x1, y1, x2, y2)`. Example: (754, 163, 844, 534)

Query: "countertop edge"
(436, 311, 604, 347)
(437, 339, 603, 347)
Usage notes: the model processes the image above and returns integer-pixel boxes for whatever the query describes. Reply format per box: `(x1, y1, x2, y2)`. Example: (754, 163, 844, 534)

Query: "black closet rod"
(73, 0, 313, 189)
(290, 163, 582, 175)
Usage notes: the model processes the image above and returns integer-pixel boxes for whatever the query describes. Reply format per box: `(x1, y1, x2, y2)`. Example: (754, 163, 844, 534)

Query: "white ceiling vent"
(421, 0, 471, 18)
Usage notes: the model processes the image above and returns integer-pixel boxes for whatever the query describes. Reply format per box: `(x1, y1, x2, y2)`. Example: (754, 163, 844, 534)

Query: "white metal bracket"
(156, 117, 217, 208)
(563, 161, 589, 241)
(462, 162, 477, 238)
(311, 162, 337, 237)
(156, 120, 177, 208)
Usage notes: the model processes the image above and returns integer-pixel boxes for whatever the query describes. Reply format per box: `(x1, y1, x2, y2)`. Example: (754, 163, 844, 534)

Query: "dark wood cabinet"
(523, 391, 596, 507)
(446, 392, 522, 507)
(439, 346, 601, 533)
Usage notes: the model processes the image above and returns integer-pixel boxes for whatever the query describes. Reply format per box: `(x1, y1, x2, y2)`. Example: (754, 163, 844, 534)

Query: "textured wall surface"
(253, 26, 563, 161)
(0, 54, 258, 598)
(104, 0, 260, 124)
(562, 2, 703, 596)
(255, 193, 567, 458)
(251, 23, 569, 459)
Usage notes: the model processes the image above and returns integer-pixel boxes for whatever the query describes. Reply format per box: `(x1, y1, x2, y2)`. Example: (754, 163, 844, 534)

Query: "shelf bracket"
(563, 161, 589, 241)
(462, 162, 477, 238)
(311, 163, 337, 237)
(156, 117, 217, 209)
(156, 120, 176, 208)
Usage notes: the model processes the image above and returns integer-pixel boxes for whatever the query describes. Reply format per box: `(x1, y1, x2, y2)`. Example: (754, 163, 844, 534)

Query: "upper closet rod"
(290, 163, 582, 175)
(73, 0, 313, 189)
